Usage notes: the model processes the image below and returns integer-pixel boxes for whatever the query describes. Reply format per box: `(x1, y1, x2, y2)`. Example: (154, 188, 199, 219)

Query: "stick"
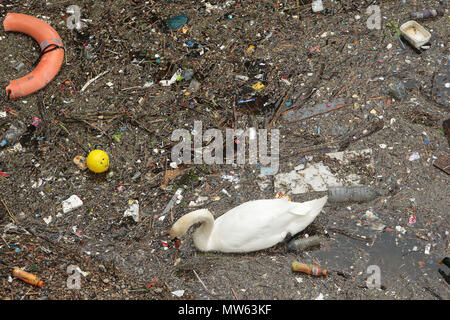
(80, 70, 109, 92)
(1, 199, 17, 223)
(193, 269, 209, 293)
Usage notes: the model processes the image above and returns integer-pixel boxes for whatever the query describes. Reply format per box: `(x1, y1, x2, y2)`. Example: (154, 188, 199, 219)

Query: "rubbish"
(327, 186, 381, 203)
(169, 196, 327, 253)
(388, 81, 407, 100)
(167, 15, 188, 31)
(275, 149, 372, 195)
(395, 226, 407, 234)
(183, 69, 194, 81)
(84, 42, 95, 59)
(12, 268, 44, 287)
(287, 235, 322, 251)
(161, 188, 183, 216)
(62, 195, 83, 214)
(410, 9, 444, 20)
(433, 155, 450, 175)
(408, 152, 420, 161)
(171, 289, 185, 297)
(80, 70, 109, 92)
(311, 0, 324, 13)
(187, 79, 201, 92)
(1, 121, 26, 147)
(252, 82, 265, 91)
(73, 155, 87, 170)
(438, 258, 450, 268)
(123, 200, 139, 222)
(282, 98, 347, 122)
(86, 149, 110, 173)
(424, 243, 431, 255)
(399, 21, 431, 49)
(159, 69, 183, 86)
(291, 261, 327, 276)
(12, 61, 25, 72)
(359, 210, 386, 231)
(315, 293, 325, 300)
(3, 13, 64, 99)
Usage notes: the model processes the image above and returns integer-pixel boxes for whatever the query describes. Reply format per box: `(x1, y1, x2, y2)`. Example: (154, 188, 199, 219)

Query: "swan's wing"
(210, 197, 327, 252)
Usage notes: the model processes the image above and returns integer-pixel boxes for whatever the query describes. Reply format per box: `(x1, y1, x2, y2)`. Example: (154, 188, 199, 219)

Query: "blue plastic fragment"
(167, 15, 188, 30)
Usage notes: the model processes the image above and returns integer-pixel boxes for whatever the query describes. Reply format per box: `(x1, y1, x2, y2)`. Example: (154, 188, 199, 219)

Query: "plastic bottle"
(84, 42, 95, 59)
(287, 235, 322, 251)
(13, 267, 44, 287)
(292, 261, 327, 276)
(1, 121, 25, 147)
(410, 9, 444, 20)
(327, 186, 381, 203)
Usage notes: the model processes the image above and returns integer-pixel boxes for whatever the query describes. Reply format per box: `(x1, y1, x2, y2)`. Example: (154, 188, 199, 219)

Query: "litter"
(62, 195, 83, 214)
(167, 15, 188, 31)
(410, 9, 444, 20)
(13, 268, 44, 287)
(161, 188, 183, 216)
(433, 155, 450, 175)
(123, 200, 139, 222)
(1, 121, 26, 147)
(282, 98, 347, 122)
(327, 186, 381, 203)
(291, 261, 327, 276)
(399, 21, 431, 49)
(287, 235, 322, 251)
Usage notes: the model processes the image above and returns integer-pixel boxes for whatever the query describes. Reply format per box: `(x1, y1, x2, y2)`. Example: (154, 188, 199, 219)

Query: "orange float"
(3, 13, 64, 99)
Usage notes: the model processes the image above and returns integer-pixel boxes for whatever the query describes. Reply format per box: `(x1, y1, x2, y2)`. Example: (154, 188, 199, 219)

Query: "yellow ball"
(86, 150, 109, 173)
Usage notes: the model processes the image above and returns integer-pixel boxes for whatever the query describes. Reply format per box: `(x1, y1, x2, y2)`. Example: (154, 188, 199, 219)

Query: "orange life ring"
(3, 13, 64, 99)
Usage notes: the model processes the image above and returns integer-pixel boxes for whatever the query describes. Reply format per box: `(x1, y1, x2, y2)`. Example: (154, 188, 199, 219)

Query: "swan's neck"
(192, 210, 215, 251)
(176, 209, 215, 251)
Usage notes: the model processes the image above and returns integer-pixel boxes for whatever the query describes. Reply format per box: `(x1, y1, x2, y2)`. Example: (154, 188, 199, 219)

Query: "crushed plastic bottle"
(1, 121, 25, 147)
(287, 235, 322, 251)
(327, 186, 381, 203)
(410, 9, 444, 20)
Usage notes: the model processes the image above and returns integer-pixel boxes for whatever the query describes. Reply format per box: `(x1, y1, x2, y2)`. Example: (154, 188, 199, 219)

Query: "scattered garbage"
(311, 0, 324, 13)
(282, 98, 347, 122)
(1, 122, 26, 147)
(291, 261, 327, 276)
(167, 15, 188, 31)
(388, 81, 407, 100)
(123, 200, 139, 223)
(399, 21, 431, 49)
(433, 155, 450, 175)
(12, 268, 44, 288)
(287, 235, 322, 251)
(73, 155, 87, 170)
(410, 9, 444, 20)
(327, 186, 381, 203)
(86, 149, 110, 173)
(62, 195, 83, 214)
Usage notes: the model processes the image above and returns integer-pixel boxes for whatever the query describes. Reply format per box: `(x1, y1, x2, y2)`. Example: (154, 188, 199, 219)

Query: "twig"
(80, 70, 109, 92)
(193, 269, 209, 293)
(1, 199, 18, 223)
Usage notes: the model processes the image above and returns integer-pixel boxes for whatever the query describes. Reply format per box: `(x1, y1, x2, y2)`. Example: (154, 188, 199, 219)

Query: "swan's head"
(169, 209, 214, 248)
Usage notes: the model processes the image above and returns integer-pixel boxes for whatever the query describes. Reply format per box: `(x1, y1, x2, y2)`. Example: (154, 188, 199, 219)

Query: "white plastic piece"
(62, 195, 83, 214)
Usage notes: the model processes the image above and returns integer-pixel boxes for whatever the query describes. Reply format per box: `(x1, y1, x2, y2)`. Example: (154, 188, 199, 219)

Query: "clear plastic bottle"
(1, 121, 25, 147)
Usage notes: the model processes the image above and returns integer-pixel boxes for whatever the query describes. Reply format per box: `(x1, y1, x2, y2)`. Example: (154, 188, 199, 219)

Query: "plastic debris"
(171, 289, 185, 297)
(292, 261, 327, 276)
(327, 186, 381, 203)
(282, 98, 347, 122)
(73, 155, 87, 170)
(161, 188, 183, 216)
(399, 21, 431, 49)
(408, 152, 420, 161)
(433, 155, 450, 175)
(410, 9, 444, 20)
(167, 15, 188, 31)
(388, 81, 407, 100)
(13, 268, 44, 287)
(287, 235, 322, 251)
(1, 121, 26, 147)
(123, 200, 139, 222)
(62, 195, 83, 214)
(311, 0, 324, 13)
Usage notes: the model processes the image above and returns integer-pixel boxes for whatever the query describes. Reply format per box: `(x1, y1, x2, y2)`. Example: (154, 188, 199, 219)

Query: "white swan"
(169, 196, 328, 253)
